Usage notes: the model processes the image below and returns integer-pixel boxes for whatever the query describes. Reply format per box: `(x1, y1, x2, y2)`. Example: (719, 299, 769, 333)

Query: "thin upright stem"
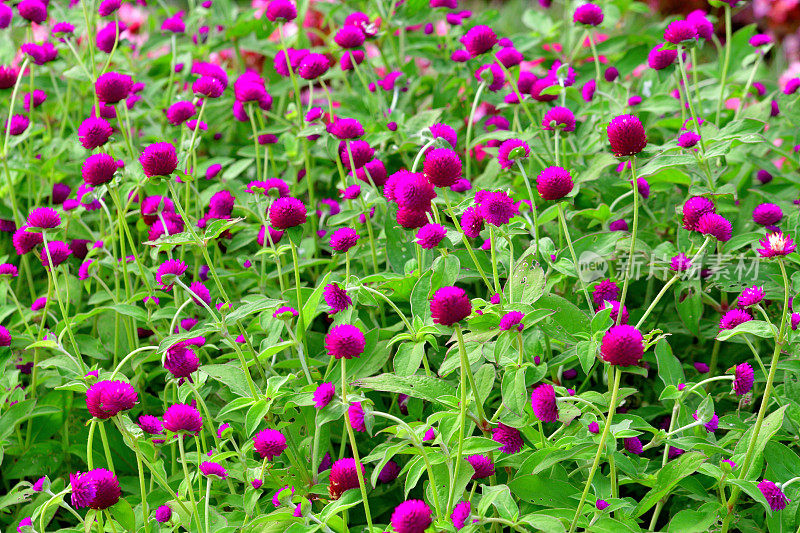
(557, 203, 592, 309)
(340, 358, 374, 531)
(617, 158, 639, 324)
(715, 6, 733, 124)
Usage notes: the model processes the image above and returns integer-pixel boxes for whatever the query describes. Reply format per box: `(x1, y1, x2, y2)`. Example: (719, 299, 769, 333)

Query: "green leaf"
(576, 340, 598, 374)
(716, 320, 777, 341)
(405, 109, 443, 135)
(245, 400, 270, 436)
(227, 296, 284, 323)
(478, 484, 519, 521)
(319, 490, 362, 522)
(729, 479, 774, 515)
(203, 364, 253, 398)
(353, 373, 457, 407)
(655, 340, 684, 387)
(110, 304, 148, 322)
(633, 452, 706, 517)
(675, 281, 702, 337)
(302, 272, 332, 328)
(203, 217, 243, 241)
(394, 341, 426, 376)
(110, 499, 136, 531)
(505, 248, 546, 305)
(733, 405, 787, 478)
(508, 474, 580, 508)
(501, 367, 527, 416)
(536, 295, 590, 342)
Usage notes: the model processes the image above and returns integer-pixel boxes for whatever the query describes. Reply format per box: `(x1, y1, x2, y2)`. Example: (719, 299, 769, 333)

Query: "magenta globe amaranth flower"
(140, 143, 178, 178)
(752, 203, 783, 226)
(624, 436, 643, 455)
(78, 117, 113, 149)
(758, 480, 789, 511)
(156, 259, 187, 290)
(452, 501, 471, 530)
(537, 166, 573, 201)
(327, 117, 364, 140)
(598, 300, 628, 324)
(82, 153, 117, 186)
(391, 499, 433, 533)
(664, 20, 697, 44)
(499, 311, 524, 332)
(719, 309, 752, 331)
(325, 324, 365, 359)
(329, 227, 359, 253)
(328, 458, 365, 499)
(42, 241, 71, 269)
(423, 148, 462, 188)
(155, 504, 172, 523)
(430, 286, 471, 326)
(95, 72, 132, 104)
(323, 283, 351, 314)
(607, 114, 647, 157)
(478, 190, 518, 226)
(733, 362, 754, 395)
(348, 401, 366, 432)
(574, 3, 603, 25)
(542, 106, 576, 132)
(164, 345, 199, 379)
(297, 53, 330, 80)
(86, 380, 138, 419)
(166, 100, 196, 125)
(600, 325, 644, 366)
(696, 212, 732, 242)
(70, 469, 121, 510)
(497, 138, 529, 170)
(592, 279, 620, 307)
(334, 25, 366, 49)
(27, 207, 60, 229)
(313, 382, 335, 408)
(758, 231, 796, 258)
(199, 461, 228, 479)
(682, 196, 715, 231)
(737, 286, 764, 308)
(265, 0, 297, 22)
(18, 0, 47, 24)
(253, 428, 287, 460)
(138, 415, 163, 435)
(416, 223, 446, 249)
(492, 423, 523, 453)
(466, 454, 495, 479)
(461, 25, 497, 57)
(531, 383, 558, 422)
(678, 131, 700, 148)
(162, 403, 202, 434)
(269, 197, 307, 229)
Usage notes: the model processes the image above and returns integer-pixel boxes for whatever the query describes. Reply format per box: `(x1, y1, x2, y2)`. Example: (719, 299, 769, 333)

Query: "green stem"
(340, 358, 374, 531)
(465, 83, 486, 182)
(617, 158, 639, 324)
(557, 203, 592, 309)
(178, 435, 204, 533)
(715, 5, 732, 124)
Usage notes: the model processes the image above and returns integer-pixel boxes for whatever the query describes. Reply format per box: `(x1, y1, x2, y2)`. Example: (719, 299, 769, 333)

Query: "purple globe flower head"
(451, 178, 472, 192)
(298, 53, 330, 80)
(592, 279, 620, 307)
(18, 0, 47, 23)
(605, 66, 620, 82)
(377, 460, 400, 484)
(6, 114, 29, 136)
(582, 79, 597, 101)
(531, 383, 558, 422)
(313, 382, 335, 409)
(192, 76, 225, 98)
(753, 203, 783, 226)
(42, 240, 72, 269)
(13, 226, 43, 255)
(682, 196, 715, 230)
(0, 3, 12, 28)
(274, 48, 308, 77)
(497, 139, 530, 170)
(492, 423, 523, 453)
(756, 169, 773, 184)
(27, 207, 60, 229)
(98, 0, 121, 16)
(78, 117, 113, 150)
(607, 114, 647, 157)
(253, 428, 287, 460)
(574, 3, 603, 26)
(678, 131, 700, 148)
(430, 123, 458, 148)
(474, 63, 505, 92)
(327, 118, 364, 140)
(588, 421, 600, 434)
(596, 499, 610, 510)
(138, 415, 163, 435)
(272, 485, 295, 507)
(497, 46, 523, 68)
(0, 263, 19, 278)
(477, 190, 518, 226)
(461, 25, 497, 57)
(82, 153, 117, 186)
(785, 79, 800, 95)
(430, 286, 471, 326)
(86, 380, 138, 419)
(164, 344, 199, 379)
(750, 33, 771, 48)
(466, 454, 495, 479)
(792, 313, 800, 331)
(266, 0, 297, 22)
(624, 436, 643, 455)
(737, 286, 764, 308)
(423, 148, 462, 188)
(600, 325, 644, 366)
(536, 166, 573, 201)
(325, 324, 365, 359)
(720, 308, 752, 331)
(95, 72, 132, 104)
(348, 402, 366, 432)
(696, 213, 732, 241)
(391, 500, 432, 533)
(452, 501, 471, 530)
(693, 410, 719, 432)
(416, 223, 447, 249)
(155, 504, 172, 523)
(334, 25, 366, 49)
(199, 461, 228, 479)
(687, 10, 713, 40)
(758, 231, 796, 258)
(329, 227, 359, 253)
(597, 300, 628, 324)
(70, 469, 121, 510)
(733, 362, 754, 395)
(166, 101, 196, 125)
(542, 106, 576, 132)
(23, 89, 47, 111)
(498, 308, 526, 332)
(0, 326, 11, 347)
(156, 259, 187, 290)
(758, 480, 790, 511)
(328, 458, 365, 499)
(664, 19, 697, 44)
(163, 404, 202, 434)
(323, 283, 351, 314)
(273, 306, 298, 319)
(140, 142, 178, 178)
(270, 197, 307, 229)
(632, 177, 650, 199)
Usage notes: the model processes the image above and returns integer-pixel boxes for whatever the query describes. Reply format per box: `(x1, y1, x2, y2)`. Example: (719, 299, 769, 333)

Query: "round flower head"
(138, 415, 163, 435)
(328, 458, 365, 499)
(497, 138, 529, 170)
(140, 143, 178, 178)
(269, 197, 307, 229)
(22, 90, 46, 112)
(199, 461, 227, 480)
(156, 259, 187, 290)
(391, 500, 433, 533)
(600, 325, 644, 366)
(478, 190, 518, 226)
(737, 286, 764, 308)
(329, 227, 359, 253)
(758, 231, 796, 258)
(474, 63, 505, 92)
(396, 205, 428, 231)
(430, 286, 471, 326)
(70, 469, 121, 510)
(298, 53, 330, 80)
(162, 403, 202, 434)
(98, 0, 120, 16)
(664, 20, 697, 44)
(95, 72, 132, 104)
(334, 25, 365, 49)
(78, 117, 113, 150)
(208, 191, 235, 219)
(327, 118, 364, 140)
(192, 76, 224, 98)
(492, 423, 523, 453)
(461, 25, 497, 57)
(266, 0, 296, 21)
(733, 362, 754, 395)
(756, 169, 773, 184)
(610, 219, 627, 231)
(423, 148, 462, 188)
(85, 380, 138, 419)
(452, 501, 471, 530)
(430, 123, 458, 148)
(155, 505, 172, 523)
(5, 114, 28, 136)
(323, 283, 351, 314)
(592, 279, 620, 307)
(27, 207, 60, 229)
(166, 101, 196, 125)
(792, 313, 800, 331)
(537, 166, 573, 201)
(752, 203, 783, 226)
(253, 428, 287, 460)
(0, 326, 11, 347)
(598, 300, 628, 324)
(531, 383, 558, 422)
(696, 213, 732, 242)
(574, 3, 603, 25)
(720, 308, 752, 331)
(588, 421, 600, 434)
(0, 4, 10, 28)
(670, 253, 692, 273)
(542, 106, 576, 132)
(607, 114, 647, 157)
(377, 461, 400, 484)
(313, 382, 335, 409)
(687, 10, 713, 40)
(42, 241, 71, 269)
(393, 172, 435, 211)
(81, 153, 117, 186)
(499, 310, 524, 331)
(325, 324, 365, 359)
(633, 177, 650, 199)
(682, 196, 715, 231)
(0, 263, 18, 278)
(416, 223, 447, 249)
(624, 436, 643, 455)
(466, 454, 495, 479)
(164, 345, 199, 378)
(758, 480, 789, 511)
(340, 140, 374, 170)
(348, 402, 366, 432)
(678, 131, 700, 148)
(604, 66, 620, 82)
(18, 0, 47, 23)
(693, 411, 719, 433)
